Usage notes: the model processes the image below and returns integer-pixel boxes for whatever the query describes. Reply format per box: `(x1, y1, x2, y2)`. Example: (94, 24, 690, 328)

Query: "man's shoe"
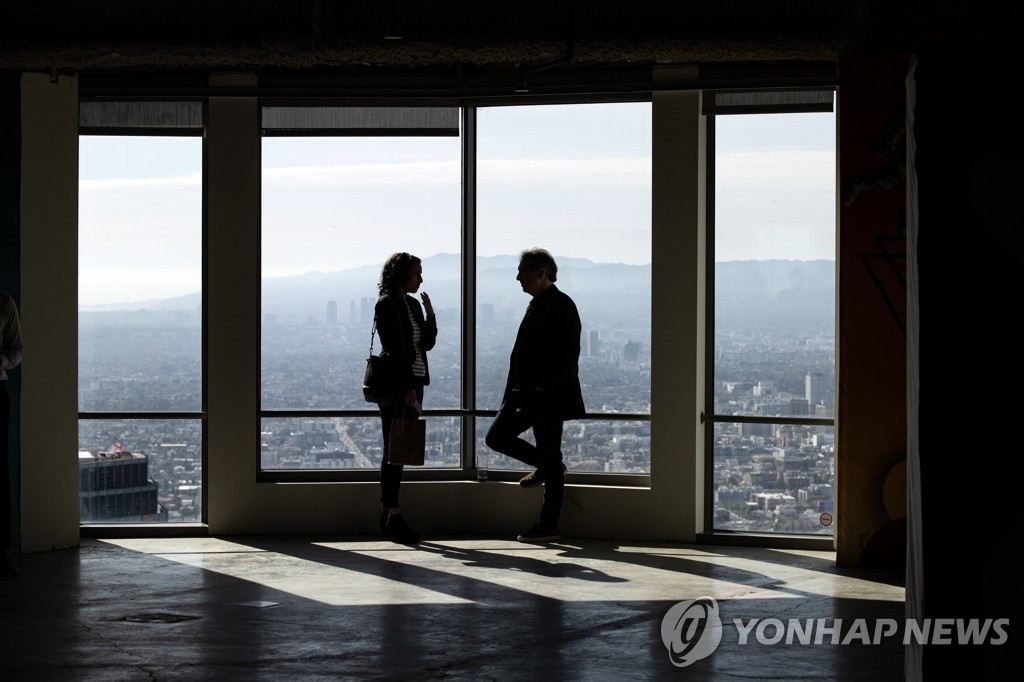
(379, 510, 389, 534)
(385, 513, 421, 544)
(519, 462, 568, 488)
(517, 521, 561, 543)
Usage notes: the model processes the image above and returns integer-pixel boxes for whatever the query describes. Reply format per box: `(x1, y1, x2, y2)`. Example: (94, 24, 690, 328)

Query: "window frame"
(255, 96, 654, 488)
(77, 98, 209, 527)
(75, 90, 837, 516)
(256, 98, 468, 483)
(701, 91, 838, 540)
(468, 98, 654, 488)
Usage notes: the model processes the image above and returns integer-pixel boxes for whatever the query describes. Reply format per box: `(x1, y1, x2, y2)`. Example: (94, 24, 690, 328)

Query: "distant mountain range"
(79, 255, 835, 330)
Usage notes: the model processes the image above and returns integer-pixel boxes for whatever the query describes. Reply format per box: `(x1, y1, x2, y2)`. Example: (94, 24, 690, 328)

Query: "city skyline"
(75, 102, 836, 533)
(78, 253, 835, 314)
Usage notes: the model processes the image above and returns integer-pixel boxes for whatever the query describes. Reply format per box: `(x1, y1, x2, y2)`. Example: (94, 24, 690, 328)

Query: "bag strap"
(370, 297, 408, 357)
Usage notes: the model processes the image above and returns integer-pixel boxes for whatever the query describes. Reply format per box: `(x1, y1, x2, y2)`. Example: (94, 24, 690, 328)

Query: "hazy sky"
(78, 102, 835, 305)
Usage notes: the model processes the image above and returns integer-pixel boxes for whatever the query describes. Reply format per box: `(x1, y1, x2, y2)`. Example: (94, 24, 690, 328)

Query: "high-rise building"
(326, 300, 338, 325)
(361, 297, 374, 324)
(805, 372, 825, 405)
(789, 398, 810, 416)
(740, 422, 773, 438)
(79, 450, 162, 522)
(589, 329, 601, 357)
(623, 340, 640, 365)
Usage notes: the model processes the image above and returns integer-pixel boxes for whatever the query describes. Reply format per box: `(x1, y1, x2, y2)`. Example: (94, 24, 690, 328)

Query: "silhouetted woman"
(374, 252, 436, 543)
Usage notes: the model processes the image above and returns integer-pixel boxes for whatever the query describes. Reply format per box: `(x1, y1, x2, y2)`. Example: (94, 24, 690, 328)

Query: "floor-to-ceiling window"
(475, 101, 653, 481)
(705, 90, 837, 536)
(255, 100, 653, 484)
(258, 105, 462, 478)
(78, 97, 655, 505)
(78, 101, 205, 524)
(75, 90, 833, 540)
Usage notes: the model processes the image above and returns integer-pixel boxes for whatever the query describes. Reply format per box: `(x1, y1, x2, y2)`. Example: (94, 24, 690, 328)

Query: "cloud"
(261, 157, 651, 187)
(80, 156, 652, 192)
(263, 161, 459, 186)
(479, 157, 650, 185)
(716, 149, 834, 186)
(80, 172, 202, 190)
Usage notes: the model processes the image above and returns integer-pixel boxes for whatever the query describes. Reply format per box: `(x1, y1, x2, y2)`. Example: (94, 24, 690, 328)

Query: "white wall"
(19, 72, 80, 553)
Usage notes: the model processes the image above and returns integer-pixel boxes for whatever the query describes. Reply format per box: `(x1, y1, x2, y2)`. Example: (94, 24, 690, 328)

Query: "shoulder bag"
(362, 315, 401, 406)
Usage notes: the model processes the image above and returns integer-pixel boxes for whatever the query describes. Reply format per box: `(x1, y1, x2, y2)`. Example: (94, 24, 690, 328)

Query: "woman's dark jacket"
(375, 294, 437, 391)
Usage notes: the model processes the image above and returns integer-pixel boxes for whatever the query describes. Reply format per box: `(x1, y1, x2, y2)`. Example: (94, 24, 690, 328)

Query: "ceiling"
(0, 1, 1014, 93)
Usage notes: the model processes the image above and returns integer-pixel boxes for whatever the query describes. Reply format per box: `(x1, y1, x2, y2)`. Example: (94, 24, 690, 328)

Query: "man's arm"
(534, 292, 581, 395)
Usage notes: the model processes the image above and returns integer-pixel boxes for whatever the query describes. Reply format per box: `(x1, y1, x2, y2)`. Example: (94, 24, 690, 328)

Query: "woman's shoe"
(385, 513, 420, 544)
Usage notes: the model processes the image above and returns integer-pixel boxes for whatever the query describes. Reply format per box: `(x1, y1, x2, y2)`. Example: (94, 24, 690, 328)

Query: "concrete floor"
(0, 535, 906, 681)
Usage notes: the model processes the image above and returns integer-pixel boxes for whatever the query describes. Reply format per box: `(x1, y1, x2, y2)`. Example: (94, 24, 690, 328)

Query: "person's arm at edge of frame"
(0, 293, 23, 376)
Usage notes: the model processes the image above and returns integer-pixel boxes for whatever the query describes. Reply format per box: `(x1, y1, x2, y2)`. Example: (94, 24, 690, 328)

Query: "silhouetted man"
(485, 248, 585, 542)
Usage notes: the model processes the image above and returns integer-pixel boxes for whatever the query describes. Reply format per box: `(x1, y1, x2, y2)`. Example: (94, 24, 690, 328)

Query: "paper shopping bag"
(388, 417, 425, 465)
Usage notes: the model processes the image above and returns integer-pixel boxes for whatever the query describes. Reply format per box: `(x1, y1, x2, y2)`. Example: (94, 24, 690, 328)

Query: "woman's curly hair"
(378, 252, 420, 296)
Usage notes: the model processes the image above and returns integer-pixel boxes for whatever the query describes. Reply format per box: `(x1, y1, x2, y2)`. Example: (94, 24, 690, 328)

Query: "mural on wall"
(836, 53, 910, 569)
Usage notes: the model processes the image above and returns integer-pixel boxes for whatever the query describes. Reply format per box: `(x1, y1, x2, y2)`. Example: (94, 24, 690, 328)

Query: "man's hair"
(519, 247, 558, 282)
